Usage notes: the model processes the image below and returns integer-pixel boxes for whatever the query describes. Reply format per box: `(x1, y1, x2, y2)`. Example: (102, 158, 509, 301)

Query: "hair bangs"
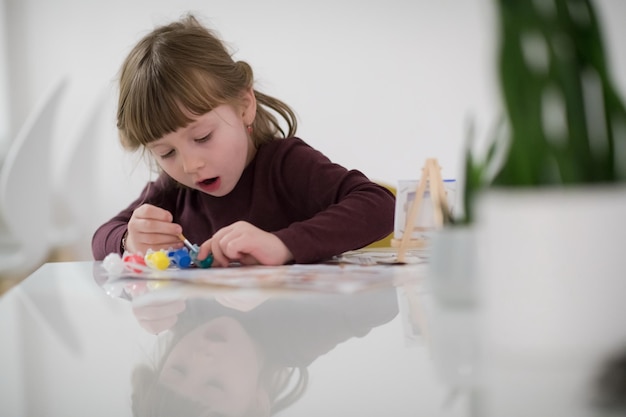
(119, 60, 226, 150)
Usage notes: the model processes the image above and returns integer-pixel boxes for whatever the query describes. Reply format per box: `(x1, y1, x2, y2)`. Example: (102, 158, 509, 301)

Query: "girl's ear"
(241, 87, 257, 126)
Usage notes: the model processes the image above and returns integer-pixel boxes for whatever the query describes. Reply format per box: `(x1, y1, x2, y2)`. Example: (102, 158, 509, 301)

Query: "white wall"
(0, 0, 9, 155)
(4, 0, 626, 258)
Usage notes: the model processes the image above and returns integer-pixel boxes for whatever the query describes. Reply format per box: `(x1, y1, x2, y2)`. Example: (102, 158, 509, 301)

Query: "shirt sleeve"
(270, 139, 395, 263)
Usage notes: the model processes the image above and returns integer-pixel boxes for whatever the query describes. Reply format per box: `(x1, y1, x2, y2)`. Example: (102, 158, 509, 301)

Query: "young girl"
(92, 14, 395, 267)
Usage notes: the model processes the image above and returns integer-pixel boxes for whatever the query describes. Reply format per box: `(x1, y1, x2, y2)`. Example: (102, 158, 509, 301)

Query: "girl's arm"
(270, 139, 395, 263)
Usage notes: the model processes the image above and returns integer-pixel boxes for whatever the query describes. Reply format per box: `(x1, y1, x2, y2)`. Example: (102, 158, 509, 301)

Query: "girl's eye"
(195, 133, 212, 143)
(160, 149, 175, 159)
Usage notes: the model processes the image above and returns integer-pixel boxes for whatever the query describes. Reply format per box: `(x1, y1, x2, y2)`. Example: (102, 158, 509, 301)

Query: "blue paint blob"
(168, 248, 192, 269)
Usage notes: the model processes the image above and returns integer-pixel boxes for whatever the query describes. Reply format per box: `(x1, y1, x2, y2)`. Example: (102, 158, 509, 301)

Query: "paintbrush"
(178, 234, 198, 253)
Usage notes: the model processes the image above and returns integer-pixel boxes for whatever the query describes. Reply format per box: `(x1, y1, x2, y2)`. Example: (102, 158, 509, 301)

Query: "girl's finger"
(134, 204, 174, 222)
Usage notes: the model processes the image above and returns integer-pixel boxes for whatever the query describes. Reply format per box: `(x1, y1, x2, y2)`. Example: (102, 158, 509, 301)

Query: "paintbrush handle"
(179, 234, 198, 253)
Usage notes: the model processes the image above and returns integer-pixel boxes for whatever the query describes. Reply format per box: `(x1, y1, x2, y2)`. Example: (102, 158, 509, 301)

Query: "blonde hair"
(117, 14, 297, 151)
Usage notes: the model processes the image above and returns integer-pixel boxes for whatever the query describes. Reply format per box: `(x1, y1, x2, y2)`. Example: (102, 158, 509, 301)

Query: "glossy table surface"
(0, 261, 471, 417)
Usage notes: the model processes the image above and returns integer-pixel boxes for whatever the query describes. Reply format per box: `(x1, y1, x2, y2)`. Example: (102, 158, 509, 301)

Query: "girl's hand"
(132, 298, 186, 334)
(125, 204, 183, 254)
(197, 221, 293, 267)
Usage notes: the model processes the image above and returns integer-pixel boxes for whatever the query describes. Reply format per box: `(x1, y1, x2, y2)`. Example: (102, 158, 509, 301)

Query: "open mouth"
(201, 177, 218, 186)
(197, 177, 221, 193)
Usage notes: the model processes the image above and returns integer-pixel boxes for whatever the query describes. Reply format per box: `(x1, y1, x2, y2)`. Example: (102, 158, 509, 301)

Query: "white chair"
(49, 85, 109, 260)
(0, 77, 68, 279)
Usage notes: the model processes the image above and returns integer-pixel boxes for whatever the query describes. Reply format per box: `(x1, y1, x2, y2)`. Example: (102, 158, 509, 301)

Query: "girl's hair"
(131, 364, 309, 417)
(117, 14, 297, 151)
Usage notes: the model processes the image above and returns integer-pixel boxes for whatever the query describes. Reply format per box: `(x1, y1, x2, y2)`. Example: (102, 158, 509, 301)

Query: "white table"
(0, 261, 471, 416)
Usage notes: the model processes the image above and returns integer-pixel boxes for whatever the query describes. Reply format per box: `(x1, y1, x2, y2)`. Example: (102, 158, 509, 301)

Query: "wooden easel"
(392, 158, 450, 263)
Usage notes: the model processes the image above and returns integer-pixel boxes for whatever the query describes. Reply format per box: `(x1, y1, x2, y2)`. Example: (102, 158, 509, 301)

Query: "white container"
(474, 186, 626, 417)
(428, 226, 476, 306)
(393, 179, 457, 241)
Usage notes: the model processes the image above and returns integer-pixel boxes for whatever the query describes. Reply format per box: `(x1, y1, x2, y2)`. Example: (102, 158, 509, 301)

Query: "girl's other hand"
(125, 204, 183, 254)
(197, 221, 293, 267)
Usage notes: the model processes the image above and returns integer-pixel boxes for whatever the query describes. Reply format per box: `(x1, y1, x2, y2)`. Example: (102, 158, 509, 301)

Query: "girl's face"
(159, 316, 265, 416)
(148, 91, 257, 197)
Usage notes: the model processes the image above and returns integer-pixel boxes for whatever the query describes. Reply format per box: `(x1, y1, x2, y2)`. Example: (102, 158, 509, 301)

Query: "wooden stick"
(430, 160, 452, 224)
(396, 158, 449, 262)
(429, 159, 448, 228)
(397, 161, 431, 262)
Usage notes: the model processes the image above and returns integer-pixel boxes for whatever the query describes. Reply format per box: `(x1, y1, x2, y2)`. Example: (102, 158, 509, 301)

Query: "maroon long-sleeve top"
(92, 137, 395, 263)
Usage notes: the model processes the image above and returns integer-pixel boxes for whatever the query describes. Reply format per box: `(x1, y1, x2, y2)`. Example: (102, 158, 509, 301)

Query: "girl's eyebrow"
(146, 140, 170, 150)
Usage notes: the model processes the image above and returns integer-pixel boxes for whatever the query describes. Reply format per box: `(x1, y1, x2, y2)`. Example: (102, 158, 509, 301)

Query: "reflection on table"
(0, 261, 470, 417)
(125, 283, 398, 416)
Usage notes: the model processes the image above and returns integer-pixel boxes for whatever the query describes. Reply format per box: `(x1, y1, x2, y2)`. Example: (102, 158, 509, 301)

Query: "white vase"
(474, 185, 626, 416)
(426, 227, 479, 389)
(428, 226, 476, 306)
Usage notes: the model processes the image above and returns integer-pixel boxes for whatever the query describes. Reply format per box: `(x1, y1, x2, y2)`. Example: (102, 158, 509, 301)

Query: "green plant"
(458, 0, 626, 224)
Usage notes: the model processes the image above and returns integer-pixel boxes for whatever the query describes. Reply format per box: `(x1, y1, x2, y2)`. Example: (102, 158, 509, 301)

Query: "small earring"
(247, 125, 253, 134)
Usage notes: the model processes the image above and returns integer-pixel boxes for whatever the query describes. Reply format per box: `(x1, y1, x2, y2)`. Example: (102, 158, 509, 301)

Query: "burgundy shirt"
(92, 137, 395, 263)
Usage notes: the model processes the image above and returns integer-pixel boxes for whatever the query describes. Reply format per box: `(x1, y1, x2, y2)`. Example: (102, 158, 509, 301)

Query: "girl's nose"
(181, 151, 205, 174)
